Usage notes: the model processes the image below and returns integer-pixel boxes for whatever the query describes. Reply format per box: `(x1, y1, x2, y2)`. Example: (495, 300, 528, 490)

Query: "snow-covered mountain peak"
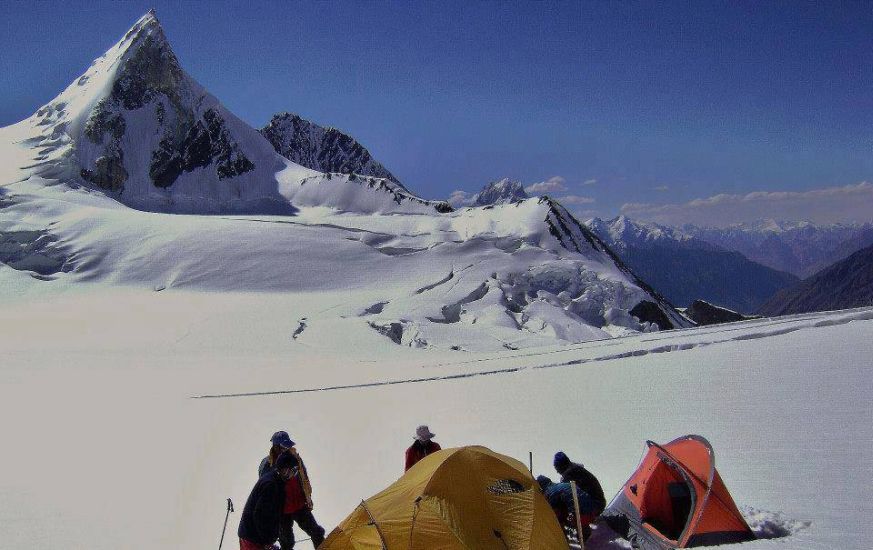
(13, 11, 298, 213)
(473, 177, 528, 206)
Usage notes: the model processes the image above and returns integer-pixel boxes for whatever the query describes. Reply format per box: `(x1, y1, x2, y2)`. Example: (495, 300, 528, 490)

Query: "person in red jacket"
(405, 425, 441, 471)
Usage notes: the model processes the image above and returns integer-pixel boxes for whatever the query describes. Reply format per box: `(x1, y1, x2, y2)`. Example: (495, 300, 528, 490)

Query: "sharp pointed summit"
(9, 11, 454, 215)
(18, 10, 297, 213)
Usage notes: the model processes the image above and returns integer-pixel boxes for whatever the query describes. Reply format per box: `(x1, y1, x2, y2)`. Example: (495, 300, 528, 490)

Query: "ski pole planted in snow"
(218, 497, 234, 550)
(529, 451, 533, 473)
(570, 481, 585, 550)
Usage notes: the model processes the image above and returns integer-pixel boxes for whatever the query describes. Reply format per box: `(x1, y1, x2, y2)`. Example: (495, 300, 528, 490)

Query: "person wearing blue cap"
(258, 431, 297, 477)
(257, 431, 324, 549)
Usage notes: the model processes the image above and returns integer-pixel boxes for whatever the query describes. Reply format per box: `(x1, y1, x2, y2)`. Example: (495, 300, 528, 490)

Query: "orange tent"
(599, 435, 755, 549)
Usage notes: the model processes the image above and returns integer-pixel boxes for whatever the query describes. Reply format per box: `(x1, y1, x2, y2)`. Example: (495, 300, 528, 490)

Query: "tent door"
(640, 459, 695, 543)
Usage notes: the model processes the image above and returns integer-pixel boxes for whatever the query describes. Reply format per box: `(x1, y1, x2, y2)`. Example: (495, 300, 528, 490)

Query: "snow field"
(0, 287, 870, 549)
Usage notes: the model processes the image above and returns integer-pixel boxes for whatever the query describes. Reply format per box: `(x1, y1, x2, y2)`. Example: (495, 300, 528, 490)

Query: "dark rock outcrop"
(261, 112, 401, 185)
(685, 300, 750, 325)
(629, 301, 675, 330)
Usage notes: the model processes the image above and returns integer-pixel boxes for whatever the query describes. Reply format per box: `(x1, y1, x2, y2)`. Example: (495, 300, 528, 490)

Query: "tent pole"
(360, 499, 389, 550)
(570, 481, 585, 550)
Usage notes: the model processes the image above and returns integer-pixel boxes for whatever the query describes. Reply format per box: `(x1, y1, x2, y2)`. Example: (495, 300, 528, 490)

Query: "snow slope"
(0, 283, 869, 549)
(0, 175, 683, 351)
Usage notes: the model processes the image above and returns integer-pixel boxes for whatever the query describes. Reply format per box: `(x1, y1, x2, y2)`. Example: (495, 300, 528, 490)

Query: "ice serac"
(540, 200, 688, 330)
(472, 178, 529, 206)
(20, 10, 293, 213)
(261, 112, 402, 186)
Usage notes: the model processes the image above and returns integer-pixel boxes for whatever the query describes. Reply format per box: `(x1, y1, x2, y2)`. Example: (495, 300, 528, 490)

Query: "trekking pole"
(218, 498, 234, 550)
(570, 482, 585, 550)
(529, 451, 533, 474)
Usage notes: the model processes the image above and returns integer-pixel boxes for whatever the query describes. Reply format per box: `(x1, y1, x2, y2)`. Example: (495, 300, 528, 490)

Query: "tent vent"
(488, 479, 525, 495)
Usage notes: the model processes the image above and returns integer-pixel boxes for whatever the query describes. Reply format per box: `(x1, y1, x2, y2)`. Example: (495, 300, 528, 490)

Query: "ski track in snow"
(191, 307, 873, 399)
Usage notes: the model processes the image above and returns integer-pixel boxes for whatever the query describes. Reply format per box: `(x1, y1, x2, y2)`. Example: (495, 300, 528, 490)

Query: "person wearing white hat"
(404, 424, 442, 471)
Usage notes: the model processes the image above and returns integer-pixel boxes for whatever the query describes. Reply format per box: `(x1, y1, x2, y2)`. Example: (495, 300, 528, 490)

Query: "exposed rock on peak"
(21, 11, 292, 213)
(261, 112, 402, 186)
(472, 178, 528, 206)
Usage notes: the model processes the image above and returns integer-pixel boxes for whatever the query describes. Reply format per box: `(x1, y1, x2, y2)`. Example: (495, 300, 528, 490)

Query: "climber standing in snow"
(405, 425, 441, 471)
(258, 431, 325, 549)
(553, 451, 606, 516)
(238, 452, 298, 550)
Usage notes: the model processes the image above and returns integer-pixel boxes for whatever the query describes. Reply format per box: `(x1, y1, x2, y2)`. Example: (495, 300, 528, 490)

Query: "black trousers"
(278, 509, 325, 549)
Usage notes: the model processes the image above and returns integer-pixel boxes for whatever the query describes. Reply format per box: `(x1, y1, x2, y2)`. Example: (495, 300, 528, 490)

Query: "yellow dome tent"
(320, 446, 569, 550)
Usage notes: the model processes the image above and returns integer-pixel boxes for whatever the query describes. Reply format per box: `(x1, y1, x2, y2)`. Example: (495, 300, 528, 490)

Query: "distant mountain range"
(682, 220, 873, 278)
(758, 243, 873, 316)
(585, 216, 799, 313)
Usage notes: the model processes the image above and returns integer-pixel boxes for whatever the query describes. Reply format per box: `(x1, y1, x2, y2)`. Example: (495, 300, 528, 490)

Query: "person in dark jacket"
(405, 425, 441, 471)
(259, 431, 325, 549)
(537, 475, 598, 529)
(553, 451, 606, 514)
(238, 452, 297, 550)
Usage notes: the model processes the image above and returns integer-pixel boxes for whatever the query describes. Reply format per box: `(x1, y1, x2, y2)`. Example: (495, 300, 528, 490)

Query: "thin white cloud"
(525, 176, 567, 195)
(653, 185, 669, 192)
(556, 195, 596, 205)
(582, 179, 597, 186)
(621, 182, 873, 227)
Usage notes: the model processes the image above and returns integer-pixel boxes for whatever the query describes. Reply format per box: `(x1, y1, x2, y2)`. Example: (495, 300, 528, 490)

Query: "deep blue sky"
(1, 1, 871, 222)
